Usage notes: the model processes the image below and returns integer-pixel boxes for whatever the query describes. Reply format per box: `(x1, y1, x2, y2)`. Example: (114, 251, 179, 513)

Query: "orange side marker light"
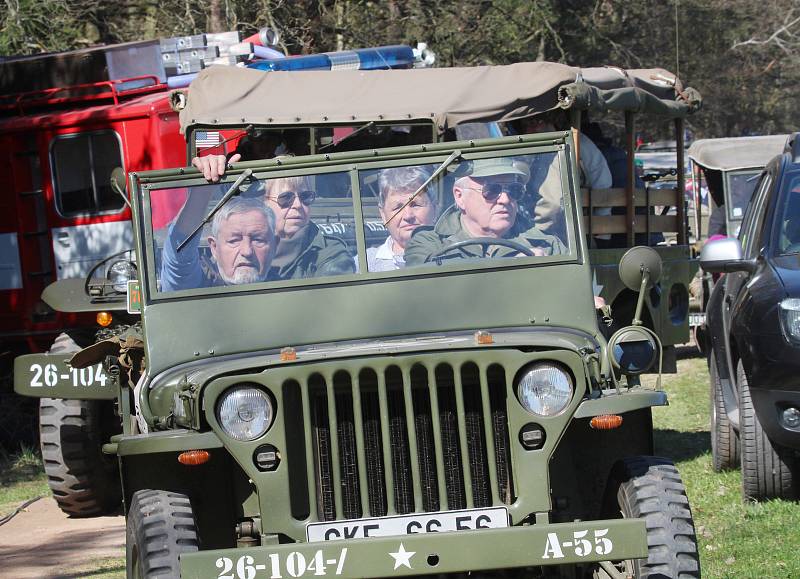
(590, 414, 623, 430)
(178, 450, 210, 465)
(96, 311, 113, 327)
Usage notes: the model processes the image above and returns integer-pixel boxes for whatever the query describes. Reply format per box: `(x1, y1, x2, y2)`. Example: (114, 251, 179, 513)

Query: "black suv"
(701, 132, 800, 501)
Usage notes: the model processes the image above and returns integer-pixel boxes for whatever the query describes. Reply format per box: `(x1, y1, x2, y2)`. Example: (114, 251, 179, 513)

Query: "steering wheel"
(426, 237, 536, 263)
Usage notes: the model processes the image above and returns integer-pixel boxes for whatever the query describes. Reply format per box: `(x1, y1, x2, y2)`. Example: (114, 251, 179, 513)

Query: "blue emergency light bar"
(247, 44, 416, 72)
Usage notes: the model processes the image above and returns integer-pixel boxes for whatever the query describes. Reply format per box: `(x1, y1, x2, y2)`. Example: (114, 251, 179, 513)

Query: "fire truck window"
(51, 132, 124, 216)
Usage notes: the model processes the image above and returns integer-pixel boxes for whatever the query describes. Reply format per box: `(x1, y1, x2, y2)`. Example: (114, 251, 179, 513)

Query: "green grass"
(0, 444, 49, 519)
(61, 557, 125, 578)
(649, 355, 800, 578)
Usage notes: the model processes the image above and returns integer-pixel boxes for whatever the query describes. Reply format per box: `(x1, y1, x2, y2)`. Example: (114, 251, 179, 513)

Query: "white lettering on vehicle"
(542, 529, 614, 559)
(29, 363, 108, 388)
(216, 549, 347, 579)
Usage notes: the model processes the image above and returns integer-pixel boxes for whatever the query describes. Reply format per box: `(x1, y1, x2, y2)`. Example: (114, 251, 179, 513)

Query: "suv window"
(51, 131, 125, 216)
(726, 170, 761, 222)
(775, 172, 800, 255)
(739, 172, 772, 259)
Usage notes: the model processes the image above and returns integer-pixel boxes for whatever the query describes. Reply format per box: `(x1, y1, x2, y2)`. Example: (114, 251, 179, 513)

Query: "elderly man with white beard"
(160, 194, 277, 291)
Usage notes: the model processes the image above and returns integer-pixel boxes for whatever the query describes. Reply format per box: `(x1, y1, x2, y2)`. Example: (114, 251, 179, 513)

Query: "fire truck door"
(48, 131, 133, 280)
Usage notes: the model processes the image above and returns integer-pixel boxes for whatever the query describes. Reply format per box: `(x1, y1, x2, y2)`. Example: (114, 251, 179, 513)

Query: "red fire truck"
(1, 38, 433, 516)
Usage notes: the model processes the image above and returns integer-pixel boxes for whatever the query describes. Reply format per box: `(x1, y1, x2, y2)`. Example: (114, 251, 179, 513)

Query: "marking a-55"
(542, 528, 614, 559)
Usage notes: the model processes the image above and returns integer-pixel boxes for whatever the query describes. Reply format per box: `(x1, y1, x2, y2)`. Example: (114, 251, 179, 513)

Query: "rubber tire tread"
(614, 456, 700, 578)
(39, 333, 121, 517)
(126, 489, 199, 579)
(710, 350, 739, 472)
(738, 361, 796, 501)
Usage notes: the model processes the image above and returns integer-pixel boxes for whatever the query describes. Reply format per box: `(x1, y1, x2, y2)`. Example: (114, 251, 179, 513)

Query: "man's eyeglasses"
(268, 190, 316, 208)
(475, 182, 526, 202)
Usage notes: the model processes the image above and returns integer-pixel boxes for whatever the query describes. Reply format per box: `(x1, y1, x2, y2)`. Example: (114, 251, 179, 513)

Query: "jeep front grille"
(284, 360, 515, 522)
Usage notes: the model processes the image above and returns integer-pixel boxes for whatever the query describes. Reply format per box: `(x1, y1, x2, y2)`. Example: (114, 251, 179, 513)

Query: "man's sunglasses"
(478, 182, 526, 202)
(268, 190, 316, 208)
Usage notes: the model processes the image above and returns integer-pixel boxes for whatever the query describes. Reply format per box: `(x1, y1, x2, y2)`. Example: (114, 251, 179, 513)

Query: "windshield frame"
(132, 134, 581, 302)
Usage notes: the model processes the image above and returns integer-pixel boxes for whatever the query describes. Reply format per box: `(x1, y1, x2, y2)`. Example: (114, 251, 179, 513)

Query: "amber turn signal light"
(178, 450, 210, 465)
(474, 330, 494, 345)
(96, 311, 113, 327)
(280, 347, 297, 361)
(590, 414, 623, 430)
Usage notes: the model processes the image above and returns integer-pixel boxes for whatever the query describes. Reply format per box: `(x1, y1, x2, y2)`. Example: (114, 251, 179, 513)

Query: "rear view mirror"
(700, 238, 756, 273)
(618, 247, 663, 327)
(110, 167, 131, 209)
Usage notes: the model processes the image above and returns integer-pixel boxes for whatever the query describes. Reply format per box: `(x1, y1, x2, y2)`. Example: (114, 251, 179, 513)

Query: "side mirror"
(618, 247, 663, 327)
(700, 237, 756, 273)
(110, 167, 131, 209)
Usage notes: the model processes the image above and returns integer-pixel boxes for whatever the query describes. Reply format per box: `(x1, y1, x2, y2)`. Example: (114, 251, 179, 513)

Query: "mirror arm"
(632, 269, 650, 326)
(732, 259, 758, 274)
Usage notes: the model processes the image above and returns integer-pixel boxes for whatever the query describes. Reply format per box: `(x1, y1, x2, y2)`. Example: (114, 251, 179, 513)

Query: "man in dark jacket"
(404, 157, 566, 266)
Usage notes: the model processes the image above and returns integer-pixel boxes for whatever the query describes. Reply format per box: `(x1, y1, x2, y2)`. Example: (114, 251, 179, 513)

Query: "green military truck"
(15, 62, 700, 578)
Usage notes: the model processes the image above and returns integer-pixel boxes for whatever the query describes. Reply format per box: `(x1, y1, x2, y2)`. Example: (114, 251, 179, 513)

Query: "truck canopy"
(177, 62, 701, 135)
(688, 134, 790, 171)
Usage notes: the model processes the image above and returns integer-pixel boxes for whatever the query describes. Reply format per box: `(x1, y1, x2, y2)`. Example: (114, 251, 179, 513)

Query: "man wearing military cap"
(404, 157, 566, 265)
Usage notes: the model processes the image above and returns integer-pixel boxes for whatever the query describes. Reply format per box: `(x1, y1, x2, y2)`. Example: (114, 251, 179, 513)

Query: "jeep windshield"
(141, 141, 577, 297)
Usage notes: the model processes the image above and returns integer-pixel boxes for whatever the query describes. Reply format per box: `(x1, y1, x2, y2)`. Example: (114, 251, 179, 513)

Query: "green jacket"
(271, 221, 355, 280)
(404, 204, 567, 266)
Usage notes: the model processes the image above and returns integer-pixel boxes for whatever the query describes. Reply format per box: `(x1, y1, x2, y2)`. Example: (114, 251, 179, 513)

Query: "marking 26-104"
(29, 363, 108, 389)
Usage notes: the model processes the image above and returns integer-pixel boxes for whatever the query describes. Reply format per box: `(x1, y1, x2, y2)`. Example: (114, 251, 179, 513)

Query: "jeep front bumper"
(180, 518, 647, 578)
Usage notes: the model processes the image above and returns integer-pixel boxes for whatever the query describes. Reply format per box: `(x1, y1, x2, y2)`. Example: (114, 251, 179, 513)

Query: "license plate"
(306, 506, 508, 542)
(689, 313, 705, 326)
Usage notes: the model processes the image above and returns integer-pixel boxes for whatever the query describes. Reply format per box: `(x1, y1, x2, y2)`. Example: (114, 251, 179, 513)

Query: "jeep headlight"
(107, 260, 137, 293)
(780, 298, 800, 342)
(516, 363, 573, 416)
(216, 385, 274, 441)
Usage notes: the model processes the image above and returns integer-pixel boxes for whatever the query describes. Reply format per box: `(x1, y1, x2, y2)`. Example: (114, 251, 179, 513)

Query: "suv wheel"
(39, 332, 121, 517)
(710, 350, 739, 471)
(738, 361, 796, 500)
(126, 490, 199, 579)
(597, 456, 700, 578)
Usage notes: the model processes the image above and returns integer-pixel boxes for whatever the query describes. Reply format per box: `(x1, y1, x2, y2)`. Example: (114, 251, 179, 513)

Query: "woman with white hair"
(368, 166, 439, 271)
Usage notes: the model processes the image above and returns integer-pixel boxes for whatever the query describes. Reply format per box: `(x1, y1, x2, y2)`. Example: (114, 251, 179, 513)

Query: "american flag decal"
(195, 130, 221, 149)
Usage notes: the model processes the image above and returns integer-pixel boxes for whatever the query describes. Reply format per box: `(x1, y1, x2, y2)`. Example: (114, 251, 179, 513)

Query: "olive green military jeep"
(16, 125, 699, 578)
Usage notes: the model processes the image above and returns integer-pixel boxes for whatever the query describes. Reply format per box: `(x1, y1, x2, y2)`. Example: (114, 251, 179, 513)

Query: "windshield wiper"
(318, 121, 376, 152)
(384, 149, 462, 226)
(177, 168, 253, 252)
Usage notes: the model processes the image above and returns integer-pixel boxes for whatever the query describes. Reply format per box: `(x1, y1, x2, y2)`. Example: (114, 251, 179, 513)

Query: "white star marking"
(389, 543, 416, 570)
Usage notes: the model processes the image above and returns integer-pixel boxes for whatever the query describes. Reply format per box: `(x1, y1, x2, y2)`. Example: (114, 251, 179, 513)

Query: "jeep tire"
(598, 456, 700, 578)
(739, 361, 796, 500)
(710, 350, 739, 472)
(39, 332, 121, 517)
(126, 490, 199, 579)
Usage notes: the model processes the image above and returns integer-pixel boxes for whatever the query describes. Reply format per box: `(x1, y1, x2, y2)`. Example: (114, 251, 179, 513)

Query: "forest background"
(1, 0, 798, 140)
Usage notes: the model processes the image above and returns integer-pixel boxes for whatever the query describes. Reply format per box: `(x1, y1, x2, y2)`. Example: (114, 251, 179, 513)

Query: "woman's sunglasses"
(268, 190, 316, 208)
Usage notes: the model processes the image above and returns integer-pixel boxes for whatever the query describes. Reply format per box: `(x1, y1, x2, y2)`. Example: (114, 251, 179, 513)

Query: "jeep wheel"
(596, 456, 700, 578)
(710, 351, 739, 472)
(739, 361, 796, 500)
(126, 490, 199, 579)
(39, 333, 121, 517)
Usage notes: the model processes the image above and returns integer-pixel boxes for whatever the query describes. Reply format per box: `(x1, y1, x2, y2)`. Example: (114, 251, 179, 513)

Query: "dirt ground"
(0, 496, 125, 578)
